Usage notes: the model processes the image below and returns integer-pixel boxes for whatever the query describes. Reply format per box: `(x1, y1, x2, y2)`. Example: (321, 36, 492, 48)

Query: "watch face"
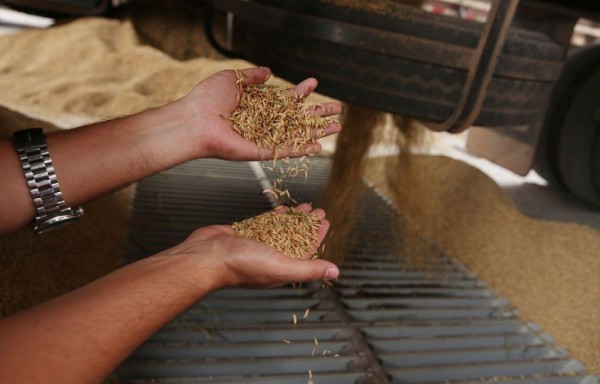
(34, 209, 84, 234)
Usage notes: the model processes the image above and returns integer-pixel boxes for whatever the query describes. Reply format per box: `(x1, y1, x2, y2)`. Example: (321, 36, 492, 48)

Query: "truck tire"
(217, 0, 565, 128)
(534, 45, 600, 208)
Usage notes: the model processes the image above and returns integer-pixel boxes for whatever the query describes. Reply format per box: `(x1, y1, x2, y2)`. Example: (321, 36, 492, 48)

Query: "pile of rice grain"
(228, 76, 333, 159)
(232, 210, 322, 260)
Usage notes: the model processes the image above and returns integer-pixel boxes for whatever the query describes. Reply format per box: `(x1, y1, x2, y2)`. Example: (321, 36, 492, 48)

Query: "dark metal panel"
(387, 359, 586, 383)
(194, 298, 320, 311)
(123, 371, 368, 384)
(337, 277, 488, 289)
(343, 297, 509, 309)
(435, 377, 598, 384)
(370, 333, 546, 353)
(148, 326, 349, 344)
(361, 321, 539, 338)
(379, 345, 565, 367)
(338, 287, 496, 298)
(130, 340, 349, 359)
(118, 355, 357, 377)
(175, 309, 342, 324)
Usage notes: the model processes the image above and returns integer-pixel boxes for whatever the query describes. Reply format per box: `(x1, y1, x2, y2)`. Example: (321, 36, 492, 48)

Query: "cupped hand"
(177, 67, 341, 161)
(162, 204, 339, 289)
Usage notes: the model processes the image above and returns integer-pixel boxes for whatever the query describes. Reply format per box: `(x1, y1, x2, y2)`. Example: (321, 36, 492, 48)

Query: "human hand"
(162, 204, 338, 289)
(175, 67, 341, 161)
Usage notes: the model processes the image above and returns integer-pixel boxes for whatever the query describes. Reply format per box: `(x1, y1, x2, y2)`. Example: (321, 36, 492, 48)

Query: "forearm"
(0, 101, 198, 234)
(49, 103, 197, 204)
(0, 67, 338, 234)
(0, 251, 222, 384)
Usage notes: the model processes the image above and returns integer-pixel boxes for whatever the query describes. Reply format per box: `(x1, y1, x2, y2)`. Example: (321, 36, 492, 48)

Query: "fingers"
(295, 259, 339, 282)
(274, 257, 340, 283)
(309, 122, 341, 140)
(306, 102, 342, 117)
(289, 78, 318, 99)
(272, 205, 290, 214)
(322, 122, 342, 136)
(236, 67, 272, 85)
(312, 208, 326, 220)
(277, 204, 329, 248)
(275, 203, 324, 218)
(275, 142, 323, 159)
(291, 203, 313, 214)
(235, 70, 317, 94)
(237, 73, 322, 102)
(316, 218, 330, 244)
(230, 71, 340, 122)
(295, 205, 329, 247)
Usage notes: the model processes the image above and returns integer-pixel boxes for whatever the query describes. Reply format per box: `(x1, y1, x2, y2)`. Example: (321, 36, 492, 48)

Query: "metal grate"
(116, 158, 598, 384)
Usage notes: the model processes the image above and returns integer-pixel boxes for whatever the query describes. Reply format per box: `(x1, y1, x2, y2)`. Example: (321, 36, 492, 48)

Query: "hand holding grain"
(162, 203, 338, 289)
(232, 204, 328, 260)
(179, 67, 341, 161)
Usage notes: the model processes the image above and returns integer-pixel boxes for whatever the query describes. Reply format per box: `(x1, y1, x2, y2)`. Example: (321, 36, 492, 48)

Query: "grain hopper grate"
(115, 158, 598, 384)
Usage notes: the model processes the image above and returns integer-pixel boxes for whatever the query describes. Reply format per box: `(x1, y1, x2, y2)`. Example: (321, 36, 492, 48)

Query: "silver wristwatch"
(13, 128, 84, 233)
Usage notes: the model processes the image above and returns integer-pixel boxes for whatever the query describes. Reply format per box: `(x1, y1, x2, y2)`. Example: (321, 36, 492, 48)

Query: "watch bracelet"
(16, 143, 67, 218)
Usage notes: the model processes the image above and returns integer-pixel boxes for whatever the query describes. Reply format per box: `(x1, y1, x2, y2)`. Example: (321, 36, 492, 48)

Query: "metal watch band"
(13, 128, 83, 233)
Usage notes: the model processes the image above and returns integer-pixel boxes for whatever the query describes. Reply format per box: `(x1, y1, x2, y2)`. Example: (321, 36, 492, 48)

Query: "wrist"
(157, 246, 227, 297)
(188, 253, 228, 294)
(153, 96, 213, 161)
(131, 102, 206, 168)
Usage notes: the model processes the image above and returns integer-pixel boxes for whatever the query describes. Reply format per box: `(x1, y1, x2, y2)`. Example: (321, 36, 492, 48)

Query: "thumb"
(277, 258, 339, 283)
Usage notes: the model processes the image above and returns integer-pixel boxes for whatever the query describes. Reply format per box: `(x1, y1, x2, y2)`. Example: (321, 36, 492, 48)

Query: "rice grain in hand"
(232, 209, 322, 259)
(228, 72, 333, 157)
